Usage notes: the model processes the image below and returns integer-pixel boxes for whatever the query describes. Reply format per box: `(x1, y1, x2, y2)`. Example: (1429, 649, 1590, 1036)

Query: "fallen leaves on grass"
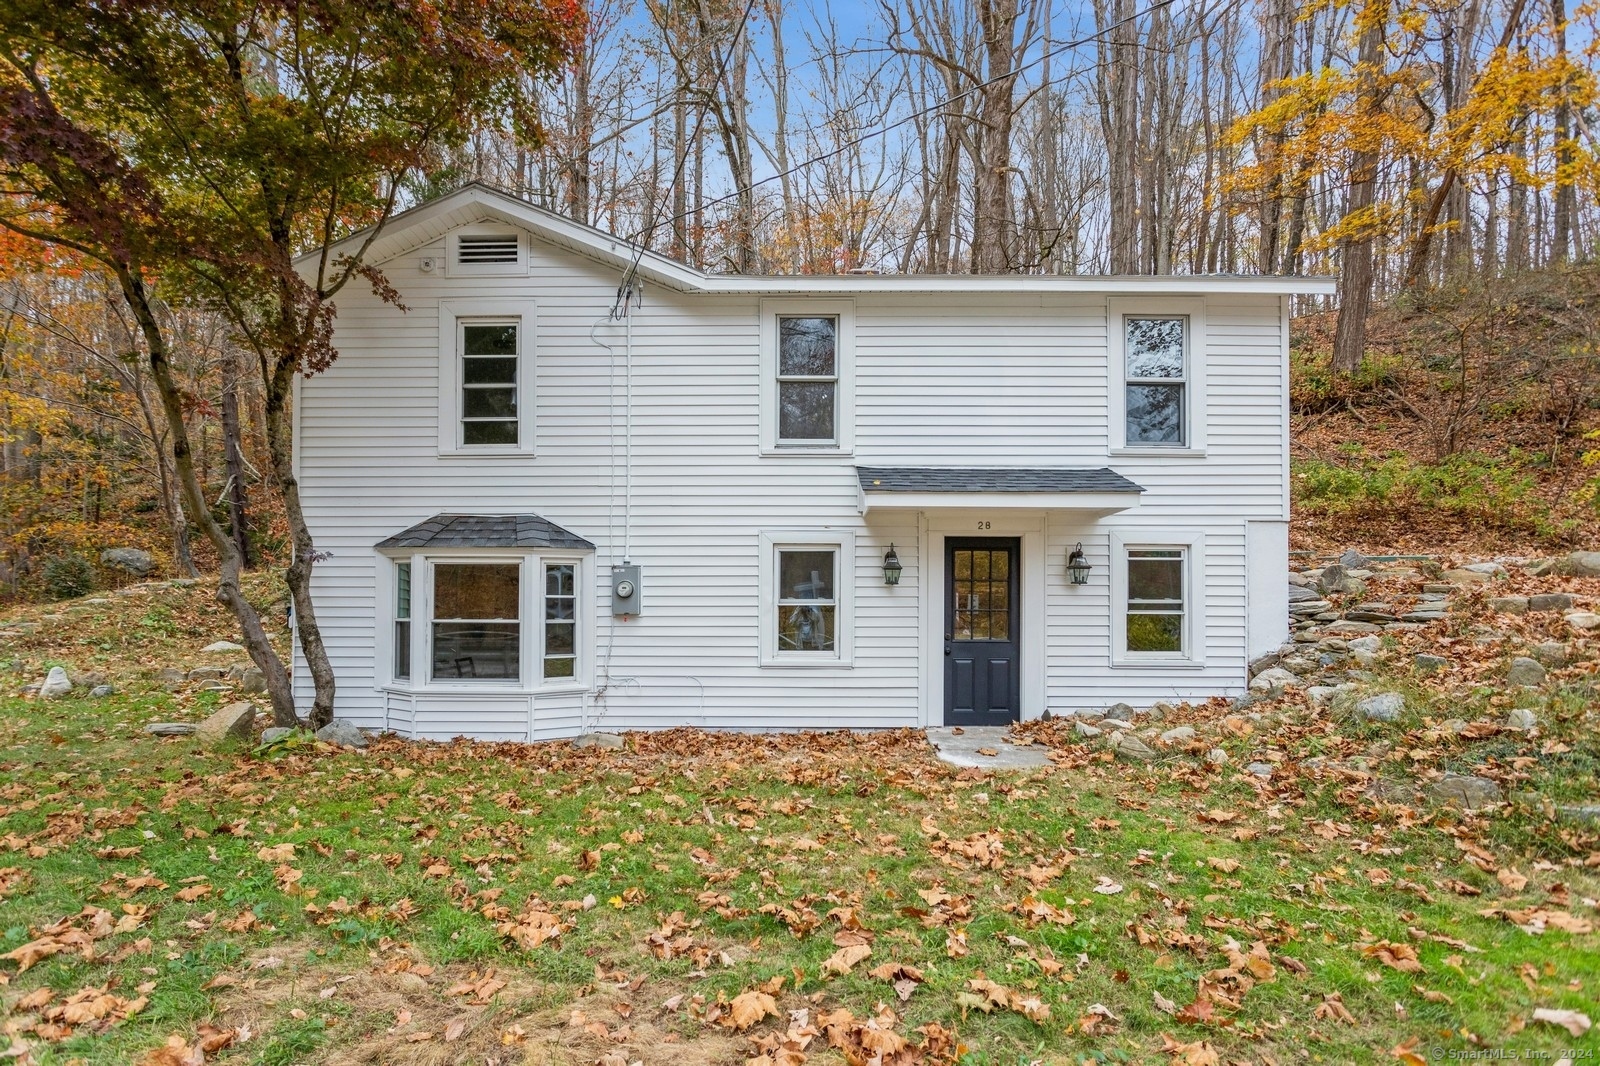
(821, 943, 872, 975)
(1532, 1007, 1593, 1037)
(724, 990, 779, 1032)
(1361, 940, 1426, 973)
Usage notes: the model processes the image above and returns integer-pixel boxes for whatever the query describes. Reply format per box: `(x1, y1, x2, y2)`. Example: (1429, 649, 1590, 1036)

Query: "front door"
(944, 538, 1021, 725)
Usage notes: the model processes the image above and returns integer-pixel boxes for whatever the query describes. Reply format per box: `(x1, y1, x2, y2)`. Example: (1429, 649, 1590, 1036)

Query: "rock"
(1529, 593, 1574, 613)
(1356, 692, 1405, 723)
(1249, 666, 1301, 693)
(1440, 718, 1469, 734)
(157, 667, 186, 685)
(1402, 610, 1448, 622)
(1489, 596, 1529, 615)
(1100, 718, 1136, 731)
(1506, 707, 1538, 731)
(39, 666, 72, 698)
(260, 727, 299, 744)
(1422, 583, 1455, 594)
(573, 731, 624, 749)
(1281, 655, 1319, 675)
(1347, 635, 1382, 654)
(1306, 684, 1353, 707)
(202, 640, 246, 654)
(1428, 774, 1503, 810)
(1159, 726, 1196, 745)
(1110, 733, 1157, 762)
(194, 702, 256, 746)
(1563, 611, 1600, 632)
(1322, 620, 1383, 636)
(1441, 568, 1491, 585)
(1246, 761, 1274, 779)
(1549, 550, 1600, 578)
(1287, 584, 1320, 604)
(1073, 707, 1109, 721)
(100, 547, 155, 577)
(1338, 548, 1370, 570)
(316, 719, 369, 749)
(240, 667, 267, 694)
(1074, 722, 1102, 739)
(1107, 702, 1138, 719)
(1532, 642, 1569, 667)
(1206, 748, 1230, 766)
(1316, 564, 1366, 596)
(144, 722, 196, 737)
(1413, 654, 1449, 675)
(1462, 561, 1508, 575)
(195, 679, 229, 692)
(89, 684, 115, 698)
(1555, 804, 1600, 824)
(1506, 657, 1547, 687)
(1345, 605, 1397, 623)
(187, 667, 225, 682)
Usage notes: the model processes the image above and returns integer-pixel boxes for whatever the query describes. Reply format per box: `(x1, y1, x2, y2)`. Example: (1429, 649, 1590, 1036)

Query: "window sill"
(438, 446, 535, 460)
(380, 682, 588, 696)
(1109, 656, 1206, 670)
(761, 446, 853, 458)
(760, 656, 854, 669)
(1110, 447, 1206, 458)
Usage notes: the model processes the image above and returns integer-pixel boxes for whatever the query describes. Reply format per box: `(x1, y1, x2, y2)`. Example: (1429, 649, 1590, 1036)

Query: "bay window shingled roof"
(856, 467, 1144, 494)
(376, 514, 593, 551)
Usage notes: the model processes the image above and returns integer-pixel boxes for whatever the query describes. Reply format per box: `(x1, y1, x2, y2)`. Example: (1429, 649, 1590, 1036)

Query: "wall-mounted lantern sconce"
(882, 544, 903, 586)
(1066, 542, 1092, 585)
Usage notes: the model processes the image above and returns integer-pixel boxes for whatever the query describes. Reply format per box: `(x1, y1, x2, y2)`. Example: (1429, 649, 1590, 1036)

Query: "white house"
(292, 183, 1335, 741)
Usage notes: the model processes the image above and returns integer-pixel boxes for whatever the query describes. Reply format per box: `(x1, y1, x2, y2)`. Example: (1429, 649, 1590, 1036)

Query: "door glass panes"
(952, 549, 1010, 641)
(432, 563, 520, 680)
(1127, 548, 1184, 653)
(777, 317, 837, 443)
(462, 322, 518, 445)
(394, 562, 411, 681)
(1125, 316, 1185, 445)
(777, 549, 836, 652)
(544, 563, 577, 679)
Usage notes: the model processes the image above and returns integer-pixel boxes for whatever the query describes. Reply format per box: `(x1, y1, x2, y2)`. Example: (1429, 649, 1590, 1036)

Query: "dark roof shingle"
(856, 467, 1144, 494)
(377, 513, 593, 551)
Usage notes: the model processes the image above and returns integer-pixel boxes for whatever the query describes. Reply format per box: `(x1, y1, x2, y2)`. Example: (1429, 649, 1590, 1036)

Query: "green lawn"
(1, 580, 1598, 1064)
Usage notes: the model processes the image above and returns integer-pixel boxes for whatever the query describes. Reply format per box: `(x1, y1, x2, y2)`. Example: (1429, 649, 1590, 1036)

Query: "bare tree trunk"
(969, 0, 1022, 273)
(1550, 0, 1576, 262)
(1096, 0, 1140, 273)
(220, 369, 253, 568)
(118, 268, 297, 725)
(1331, 0, 1388, 376)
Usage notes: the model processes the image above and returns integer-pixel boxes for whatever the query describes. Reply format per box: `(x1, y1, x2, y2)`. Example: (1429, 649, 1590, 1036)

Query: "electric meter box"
(611, 565, 641, 616)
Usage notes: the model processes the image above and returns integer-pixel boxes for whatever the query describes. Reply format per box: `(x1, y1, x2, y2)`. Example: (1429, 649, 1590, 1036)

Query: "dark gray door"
(944, 538, 1021, 725)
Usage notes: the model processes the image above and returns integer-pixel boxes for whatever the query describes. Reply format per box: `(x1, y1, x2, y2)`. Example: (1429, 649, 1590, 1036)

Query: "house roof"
(857, 467, 1144, 494)
(376, 514, 594, 551)
(305, 183, 1339, 298)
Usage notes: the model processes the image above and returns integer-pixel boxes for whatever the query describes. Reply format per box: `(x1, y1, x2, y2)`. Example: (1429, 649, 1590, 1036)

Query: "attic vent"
(456, 234, 519, 265)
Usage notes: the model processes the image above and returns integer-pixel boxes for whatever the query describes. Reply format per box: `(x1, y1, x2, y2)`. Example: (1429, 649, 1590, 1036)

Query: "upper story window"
(1125, 316, 1186, 446)
(777, 317, 838, 445)
(438, 300, 535, 457)
(760, 299, 854, 455)
(461, 321, 520, 446)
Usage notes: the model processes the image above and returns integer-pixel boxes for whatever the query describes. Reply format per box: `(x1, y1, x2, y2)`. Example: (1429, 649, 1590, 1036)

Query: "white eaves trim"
(299, 183, 1340, 298)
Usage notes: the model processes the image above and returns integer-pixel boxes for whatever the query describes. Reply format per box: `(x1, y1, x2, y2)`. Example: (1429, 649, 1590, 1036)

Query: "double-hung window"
(543, 563, 577, 679)
(1125, 549, 1185, 653)
(760, 532, 854, 665)
(777, 316, 838, 445)
(1124, 316, 1187, 446)
(461, 321, 520, 446)
(394, 563, 412, 681)
(1110, 531, 1202, 665)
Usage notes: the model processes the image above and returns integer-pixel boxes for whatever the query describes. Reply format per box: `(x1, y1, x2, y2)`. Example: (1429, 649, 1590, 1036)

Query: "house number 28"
(976, 520, 991, 530)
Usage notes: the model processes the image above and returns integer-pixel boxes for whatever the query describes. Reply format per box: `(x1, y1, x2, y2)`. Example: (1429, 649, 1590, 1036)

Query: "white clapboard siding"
(293, 196, 1300, 737)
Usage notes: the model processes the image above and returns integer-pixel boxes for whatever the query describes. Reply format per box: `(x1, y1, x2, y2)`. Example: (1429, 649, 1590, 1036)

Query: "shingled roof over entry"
(377, 514, 594, 551)
(856, 467, 1144, 494)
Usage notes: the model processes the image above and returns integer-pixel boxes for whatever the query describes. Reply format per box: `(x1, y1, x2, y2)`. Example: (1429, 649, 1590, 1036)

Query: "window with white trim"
(759, 532, 855, 665)
(394, 562, 412, 681)
(384, 553, 589, 689)
(759, 300, 854, 454)
(438, 300, 535, 457)
(1109, 530, 1203, 666)
(1124, 316, 1187, 446)
(1125, 548, 1184, 653)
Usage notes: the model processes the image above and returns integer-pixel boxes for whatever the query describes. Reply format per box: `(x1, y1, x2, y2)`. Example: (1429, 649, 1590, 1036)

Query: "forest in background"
(1, 0, 1598, 602)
